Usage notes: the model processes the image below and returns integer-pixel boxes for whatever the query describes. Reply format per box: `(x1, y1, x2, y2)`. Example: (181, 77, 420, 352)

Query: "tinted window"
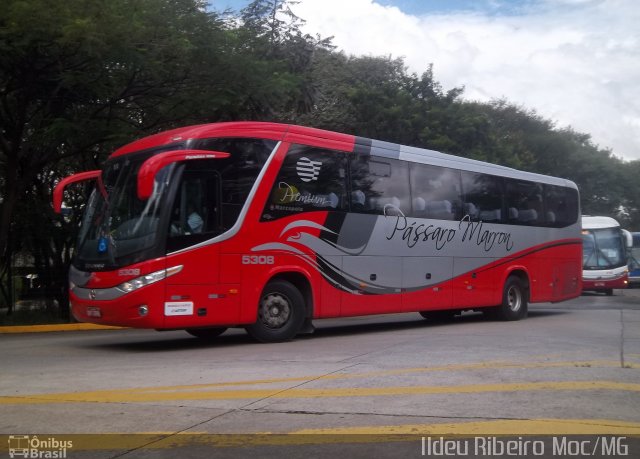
(461, 172, 504, 223)
(350, 156, 410, 216)
(166, 165, 220, 251)
(505, 179, 543, 225)
(75, 150, 177, 270)
(262, 145, 348, 220)
(167, 138, 275, 252)
(409, 163, 461, 220)
(195, 138, 276, 228)
(545, 185, 579, 227)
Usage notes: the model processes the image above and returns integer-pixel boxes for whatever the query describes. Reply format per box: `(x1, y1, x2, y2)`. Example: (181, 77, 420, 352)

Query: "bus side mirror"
(137, 150, 230, 200)
(53, 170, 102, 214)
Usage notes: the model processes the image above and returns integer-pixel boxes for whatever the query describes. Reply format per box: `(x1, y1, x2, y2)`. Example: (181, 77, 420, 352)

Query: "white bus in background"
(581, 216, 631, 295)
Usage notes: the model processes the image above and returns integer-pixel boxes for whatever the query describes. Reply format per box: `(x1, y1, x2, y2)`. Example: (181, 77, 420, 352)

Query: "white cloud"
(292, 0, 640, 160)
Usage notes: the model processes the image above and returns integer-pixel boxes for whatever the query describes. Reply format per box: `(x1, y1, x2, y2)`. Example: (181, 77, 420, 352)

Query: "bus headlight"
(118, 265, 183, 293)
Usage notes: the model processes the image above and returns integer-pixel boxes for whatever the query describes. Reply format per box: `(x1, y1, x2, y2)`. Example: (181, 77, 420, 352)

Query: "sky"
(211, 0, 640, 161)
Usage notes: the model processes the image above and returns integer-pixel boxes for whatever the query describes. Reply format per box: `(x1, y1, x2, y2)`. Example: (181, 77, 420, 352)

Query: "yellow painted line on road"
(1, 380, 639, 405)
(0, 323, 125, 333)
(100, 359, 639, 395)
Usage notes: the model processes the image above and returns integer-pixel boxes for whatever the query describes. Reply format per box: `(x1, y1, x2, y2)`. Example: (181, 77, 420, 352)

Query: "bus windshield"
(73, 138, 277, 271)
(582, 228, 626, 270)
(75, 150, 178, 270)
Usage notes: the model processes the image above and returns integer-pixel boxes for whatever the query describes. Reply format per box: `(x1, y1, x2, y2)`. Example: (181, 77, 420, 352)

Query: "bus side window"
(409, 163, 461, 220)
(544, 184, 579, 227)
(461, 171, 504, 223)
(350, 156, 410, 216)
(190, 137, 277, 229)
(262, 145, 348, 220)
(168, 171, 219, 236)
(505, 179, 543, 226)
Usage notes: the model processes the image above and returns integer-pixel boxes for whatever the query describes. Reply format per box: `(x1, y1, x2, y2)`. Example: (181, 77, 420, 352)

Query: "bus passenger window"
(506, 179, 543, 226)
(461, 171, 504, 223)
(350, 156, 410, 216)
(262, 145, 348, 220)
(409, 163, 461, 220)
(544, 185, 579, 227)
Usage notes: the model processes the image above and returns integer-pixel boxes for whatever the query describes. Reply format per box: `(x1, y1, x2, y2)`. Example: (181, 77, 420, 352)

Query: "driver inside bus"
(187, 203, 203, 234)
(169, 203, 203, 235)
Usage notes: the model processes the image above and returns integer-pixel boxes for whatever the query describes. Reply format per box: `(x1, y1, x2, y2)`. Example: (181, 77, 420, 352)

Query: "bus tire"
(186, 327, 227, 339)
(245, 280, 306, 343)
(491, 275, 528, 321)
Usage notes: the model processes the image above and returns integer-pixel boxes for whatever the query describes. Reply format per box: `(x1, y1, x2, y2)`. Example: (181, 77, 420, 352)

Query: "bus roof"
(109, 121, 576, 189)
(581, 215, 621, 230)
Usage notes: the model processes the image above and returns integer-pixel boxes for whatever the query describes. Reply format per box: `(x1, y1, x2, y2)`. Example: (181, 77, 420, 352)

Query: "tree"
(616, 160, 640, 230)
(296, 55, 465, 147)
(238, 0, 335, 119)
(0, 0, 314, 310)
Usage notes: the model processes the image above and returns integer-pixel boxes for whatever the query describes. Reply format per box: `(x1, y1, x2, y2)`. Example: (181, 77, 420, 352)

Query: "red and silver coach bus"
(54, 122, 582, 342)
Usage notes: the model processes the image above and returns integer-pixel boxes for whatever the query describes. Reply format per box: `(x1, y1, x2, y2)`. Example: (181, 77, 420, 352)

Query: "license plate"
(594, 282, 605, 287)
(86, 307, 102, 318)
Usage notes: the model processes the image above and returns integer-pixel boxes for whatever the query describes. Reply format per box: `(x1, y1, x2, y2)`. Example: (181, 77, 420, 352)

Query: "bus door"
(163, 164, 237, 326)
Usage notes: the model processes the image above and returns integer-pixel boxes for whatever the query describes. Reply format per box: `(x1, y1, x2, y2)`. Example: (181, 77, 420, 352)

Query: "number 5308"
(242, 255, 275, 265)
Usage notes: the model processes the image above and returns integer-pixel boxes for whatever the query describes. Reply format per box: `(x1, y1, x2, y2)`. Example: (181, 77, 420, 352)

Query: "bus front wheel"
(488, 275, 528, 321)
(246, 280, 306, 343)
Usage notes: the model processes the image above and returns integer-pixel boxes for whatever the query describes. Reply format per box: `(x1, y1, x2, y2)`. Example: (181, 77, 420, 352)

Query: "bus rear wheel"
(488, 275, 528, 321)
(245, 280, 306, 343)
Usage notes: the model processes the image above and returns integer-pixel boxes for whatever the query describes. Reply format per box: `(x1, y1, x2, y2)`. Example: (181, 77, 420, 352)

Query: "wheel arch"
(504, 267, 531, 302)
(266, 270, 315, 320)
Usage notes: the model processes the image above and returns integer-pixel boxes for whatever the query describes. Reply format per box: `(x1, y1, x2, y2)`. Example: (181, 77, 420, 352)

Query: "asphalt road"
(1, 290, 639, 458)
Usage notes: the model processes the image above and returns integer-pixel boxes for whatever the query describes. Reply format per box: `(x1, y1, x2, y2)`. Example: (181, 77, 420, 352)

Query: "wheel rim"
(507, 285, 522, 312)
(259, 292, 292, 329)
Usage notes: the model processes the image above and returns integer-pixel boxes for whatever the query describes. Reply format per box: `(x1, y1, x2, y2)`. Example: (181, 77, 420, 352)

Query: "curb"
(0, 323, 126, 334)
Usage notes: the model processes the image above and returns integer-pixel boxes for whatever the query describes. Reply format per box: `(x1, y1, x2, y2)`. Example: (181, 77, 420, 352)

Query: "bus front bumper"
(582, 274, 629, 291)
